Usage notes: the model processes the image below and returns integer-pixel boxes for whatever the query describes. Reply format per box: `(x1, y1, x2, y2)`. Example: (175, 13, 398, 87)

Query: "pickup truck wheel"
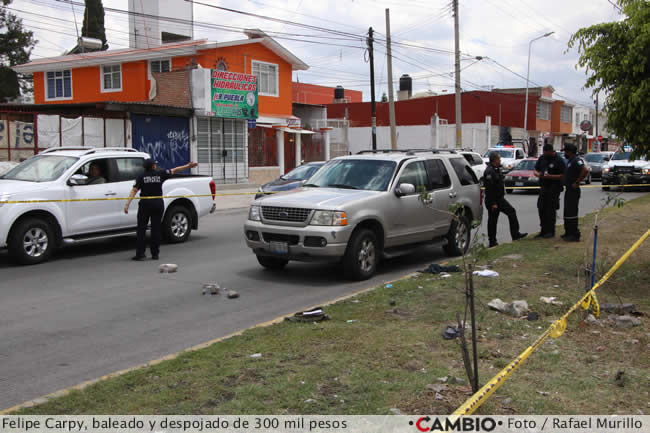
(444, 215, 470, 256)
(256, 255, 288, 270)
(9, 218, 55, 265)
(343, 228, 378, 281)
(164, 205, 192, 243)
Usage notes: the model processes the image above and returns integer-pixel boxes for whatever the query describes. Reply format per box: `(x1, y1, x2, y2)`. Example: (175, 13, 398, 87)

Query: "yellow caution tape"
(453, 229, 650, 415)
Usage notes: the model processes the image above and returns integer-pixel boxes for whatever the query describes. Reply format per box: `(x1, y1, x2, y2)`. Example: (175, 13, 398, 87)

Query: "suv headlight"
(249, 204, 261, 221)
(602, 167, 610, 174)
(642, 168, 649, 175)
(310, 210, 347, 226)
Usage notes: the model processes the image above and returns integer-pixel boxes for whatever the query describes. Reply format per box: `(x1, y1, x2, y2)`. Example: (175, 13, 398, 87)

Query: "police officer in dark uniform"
(562, 143, 589, 242)
(124, 159, 198, 261)
(484, 152, 527, 248)
(534, 144, 566, 238)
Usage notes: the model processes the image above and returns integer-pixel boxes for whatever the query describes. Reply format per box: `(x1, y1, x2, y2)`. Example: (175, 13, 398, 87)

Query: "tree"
(381, 92, 388, 102)
(81, 0, 108, 50)
(568, 0, 650, 159)
(0, 0, 36, 101)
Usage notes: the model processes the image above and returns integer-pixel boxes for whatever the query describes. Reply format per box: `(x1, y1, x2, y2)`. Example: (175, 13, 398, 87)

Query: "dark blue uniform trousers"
(136, 199, 164, 258)
(563, 187, 581, 238)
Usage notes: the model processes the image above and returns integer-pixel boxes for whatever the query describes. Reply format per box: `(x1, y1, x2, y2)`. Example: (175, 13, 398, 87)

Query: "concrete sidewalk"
(212, 183, 260, 211)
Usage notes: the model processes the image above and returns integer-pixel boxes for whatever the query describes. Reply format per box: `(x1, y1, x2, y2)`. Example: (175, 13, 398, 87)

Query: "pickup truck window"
(2, 155, 78, 182)
(306, 159, 396, 191)
(115, 158, 145, 182)
(398, 161, 428, 193)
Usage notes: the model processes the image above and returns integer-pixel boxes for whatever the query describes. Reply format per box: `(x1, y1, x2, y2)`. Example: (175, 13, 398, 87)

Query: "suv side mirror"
(68, 174, 88, 186)
(395, 183, 415, 197)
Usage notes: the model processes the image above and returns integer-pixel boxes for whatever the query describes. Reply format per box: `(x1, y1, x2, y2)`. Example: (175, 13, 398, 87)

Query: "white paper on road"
(473, 269, 500, 277)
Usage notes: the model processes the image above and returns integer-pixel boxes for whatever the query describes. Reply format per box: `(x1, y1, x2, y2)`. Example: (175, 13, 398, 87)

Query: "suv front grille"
(262, 233, 300, 245)
(262, 206, 311, 222)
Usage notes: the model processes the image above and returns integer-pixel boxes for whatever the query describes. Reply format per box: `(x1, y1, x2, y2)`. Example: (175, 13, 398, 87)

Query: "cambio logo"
(410, 416, 500, 432)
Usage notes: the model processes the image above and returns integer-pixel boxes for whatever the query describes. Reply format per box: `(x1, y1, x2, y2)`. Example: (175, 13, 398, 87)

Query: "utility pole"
(385, 9, 397, 149)
(595, 93, 599, 137)
(453, 0, 462, 148)
(367, 27, 377, 150)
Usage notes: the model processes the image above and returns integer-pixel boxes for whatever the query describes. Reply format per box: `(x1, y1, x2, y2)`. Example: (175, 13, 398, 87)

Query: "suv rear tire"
(343, 228, 378, 281)
(9, 218, 55, 265)
(256, 255, 288, 270)
(444, 215, 470, 256)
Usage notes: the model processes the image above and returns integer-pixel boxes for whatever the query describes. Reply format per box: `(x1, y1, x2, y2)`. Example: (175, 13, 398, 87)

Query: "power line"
(606, 0, 623, 12)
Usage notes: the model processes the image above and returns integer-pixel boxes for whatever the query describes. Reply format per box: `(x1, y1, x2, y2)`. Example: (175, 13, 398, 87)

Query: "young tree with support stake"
(568, 0, 650, 159)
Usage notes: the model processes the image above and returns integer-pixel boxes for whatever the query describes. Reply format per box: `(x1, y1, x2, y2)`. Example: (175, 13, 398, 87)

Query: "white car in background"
(482, 147, 526, 173)
(460, 151, 487, 181)
(0, 147, 216, 265)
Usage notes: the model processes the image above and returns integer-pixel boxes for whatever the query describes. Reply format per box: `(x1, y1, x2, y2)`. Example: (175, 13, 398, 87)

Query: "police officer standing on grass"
(484, 152, 528, 248)
(124, 159, 198, 261)
(562, 143, 589, 242)
(534, 143, 566, 238)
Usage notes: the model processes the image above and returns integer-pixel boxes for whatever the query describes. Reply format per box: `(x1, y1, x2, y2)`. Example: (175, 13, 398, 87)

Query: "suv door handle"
(104, 192, 117, 196)
(448, 192, 457, 198)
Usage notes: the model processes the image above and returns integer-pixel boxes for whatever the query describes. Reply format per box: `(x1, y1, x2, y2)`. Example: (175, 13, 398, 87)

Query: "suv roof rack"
(357, 148, 457, 155)
(41, 147, 138, 156)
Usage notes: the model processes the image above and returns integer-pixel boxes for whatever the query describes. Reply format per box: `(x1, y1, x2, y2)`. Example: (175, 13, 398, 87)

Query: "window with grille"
(46, 70, 72, 100)
(251, 60, 279, 97)
(196, 118, 247, 181)
(101, 64, 122, 92)
(536, 101, 550, 120)
(149, 59, 171, 75)
(560, 105, 572, 123)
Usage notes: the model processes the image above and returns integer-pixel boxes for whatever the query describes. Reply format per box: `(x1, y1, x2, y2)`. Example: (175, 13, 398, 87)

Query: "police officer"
(124, 159, 198, 261)
(484, 152, 528, 248)
(534, 144, 566, 238)
(562, 143, 588, 242)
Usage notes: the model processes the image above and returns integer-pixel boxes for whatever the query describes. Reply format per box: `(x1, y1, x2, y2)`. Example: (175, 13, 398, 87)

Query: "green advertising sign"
(211, 70, 258, 119)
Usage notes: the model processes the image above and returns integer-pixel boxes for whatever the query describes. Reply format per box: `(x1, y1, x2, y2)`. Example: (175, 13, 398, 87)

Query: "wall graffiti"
(131, 115, 190, 170)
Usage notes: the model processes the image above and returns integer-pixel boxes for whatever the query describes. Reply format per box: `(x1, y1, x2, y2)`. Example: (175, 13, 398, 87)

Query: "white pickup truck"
(0, 147, 216, 264)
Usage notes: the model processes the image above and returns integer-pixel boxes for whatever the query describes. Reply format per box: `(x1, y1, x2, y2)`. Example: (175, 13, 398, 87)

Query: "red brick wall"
(150, 70, 191, 107)
(293, 82, 363, 104)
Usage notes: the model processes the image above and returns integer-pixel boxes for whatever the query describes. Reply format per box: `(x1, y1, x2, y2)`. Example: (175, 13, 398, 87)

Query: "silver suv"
(244, 150, 483, 280)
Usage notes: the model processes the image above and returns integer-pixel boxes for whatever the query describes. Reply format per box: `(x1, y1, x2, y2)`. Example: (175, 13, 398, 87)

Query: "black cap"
(563, 143, 577, 153)
(143, 159, 157, 170)
(543, 143, 554, 152)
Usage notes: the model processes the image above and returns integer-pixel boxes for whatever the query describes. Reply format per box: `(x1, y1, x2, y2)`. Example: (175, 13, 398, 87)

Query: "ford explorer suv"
(601, 150, 649, 190)
(0, 147, 216, 264)
(244, 150, 483, 280)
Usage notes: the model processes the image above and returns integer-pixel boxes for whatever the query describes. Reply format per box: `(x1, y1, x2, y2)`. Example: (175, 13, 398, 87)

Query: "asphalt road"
(0, 184, 647, 410)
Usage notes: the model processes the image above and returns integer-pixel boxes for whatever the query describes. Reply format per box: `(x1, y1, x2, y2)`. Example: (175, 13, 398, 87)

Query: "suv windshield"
(282, 163, 322, 181)
(612, 152, 632, 161)
(305, 159, 396, 191)
(585, 153, 606, 162)
(1, 155, 79, 182)
(484, 149, 514, 159)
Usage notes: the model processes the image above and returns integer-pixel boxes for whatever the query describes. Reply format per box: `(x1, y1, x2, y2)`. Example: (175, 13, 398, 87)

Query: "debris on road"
(488, 298, 529, 317)
(226, 289, 240, 299)
(615, 315, 641, 328)
(159, 263, 178, 273)
(488, 298, 509, 313)
(285, 307, 330, 323)
(385, 284, 393, 288)
(346, 320, 359, 323)
(202, 283, 220, 295)
(442, 326, 460, 340)
(473, 270, 499, 278)
(527, 312, 539, 321)
(249, 353, 262, 358)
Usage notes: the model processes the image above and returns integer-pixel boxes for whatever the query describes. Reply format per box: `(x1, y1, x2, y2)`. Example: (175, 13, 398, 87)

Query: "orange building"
(12, 31, 314, 182)
(293, 82, 362, 105)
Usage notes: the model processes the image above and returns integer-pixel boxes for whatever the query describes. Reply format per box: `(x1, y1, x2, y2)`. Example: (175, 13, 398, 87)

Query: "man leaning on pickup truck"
(124, 159, 198, 261)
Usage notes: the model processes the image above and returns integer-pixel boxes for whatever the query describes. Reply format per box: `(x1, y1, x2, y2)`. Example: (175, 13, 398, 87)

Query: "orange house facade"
(13, 31, 311, 183)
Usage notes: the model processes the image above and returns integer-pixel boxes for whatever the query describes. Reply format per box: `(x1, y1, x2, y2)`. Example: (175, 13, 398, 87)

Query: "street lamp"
(523, 31, 554, 154)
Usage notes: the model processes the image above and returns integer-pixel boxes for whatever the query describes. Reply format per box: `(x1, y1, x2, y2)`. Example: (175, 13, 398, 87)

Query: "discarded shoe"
(442, 326, 460, 340)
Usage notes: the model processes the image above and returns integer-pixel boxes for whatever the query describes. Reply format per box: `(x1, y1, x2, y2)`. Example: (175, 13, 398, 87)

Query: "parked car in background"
(601, 151, 650, 190)
(0, 147, 216, 264)
(584, 152, 614, 180)
(460, 151, 487, 181)
(482, 147, 526, 173)
(504, 158, 539, 193)
(255, 161, 324, 199)
(557, 151, 592, 184)
(244, 150, 483, 280)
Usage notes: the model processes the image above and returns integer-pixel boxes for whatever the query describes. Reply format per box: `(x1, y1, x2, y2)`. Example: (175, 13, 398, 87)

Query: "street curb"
(0, 271, 418, 415)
